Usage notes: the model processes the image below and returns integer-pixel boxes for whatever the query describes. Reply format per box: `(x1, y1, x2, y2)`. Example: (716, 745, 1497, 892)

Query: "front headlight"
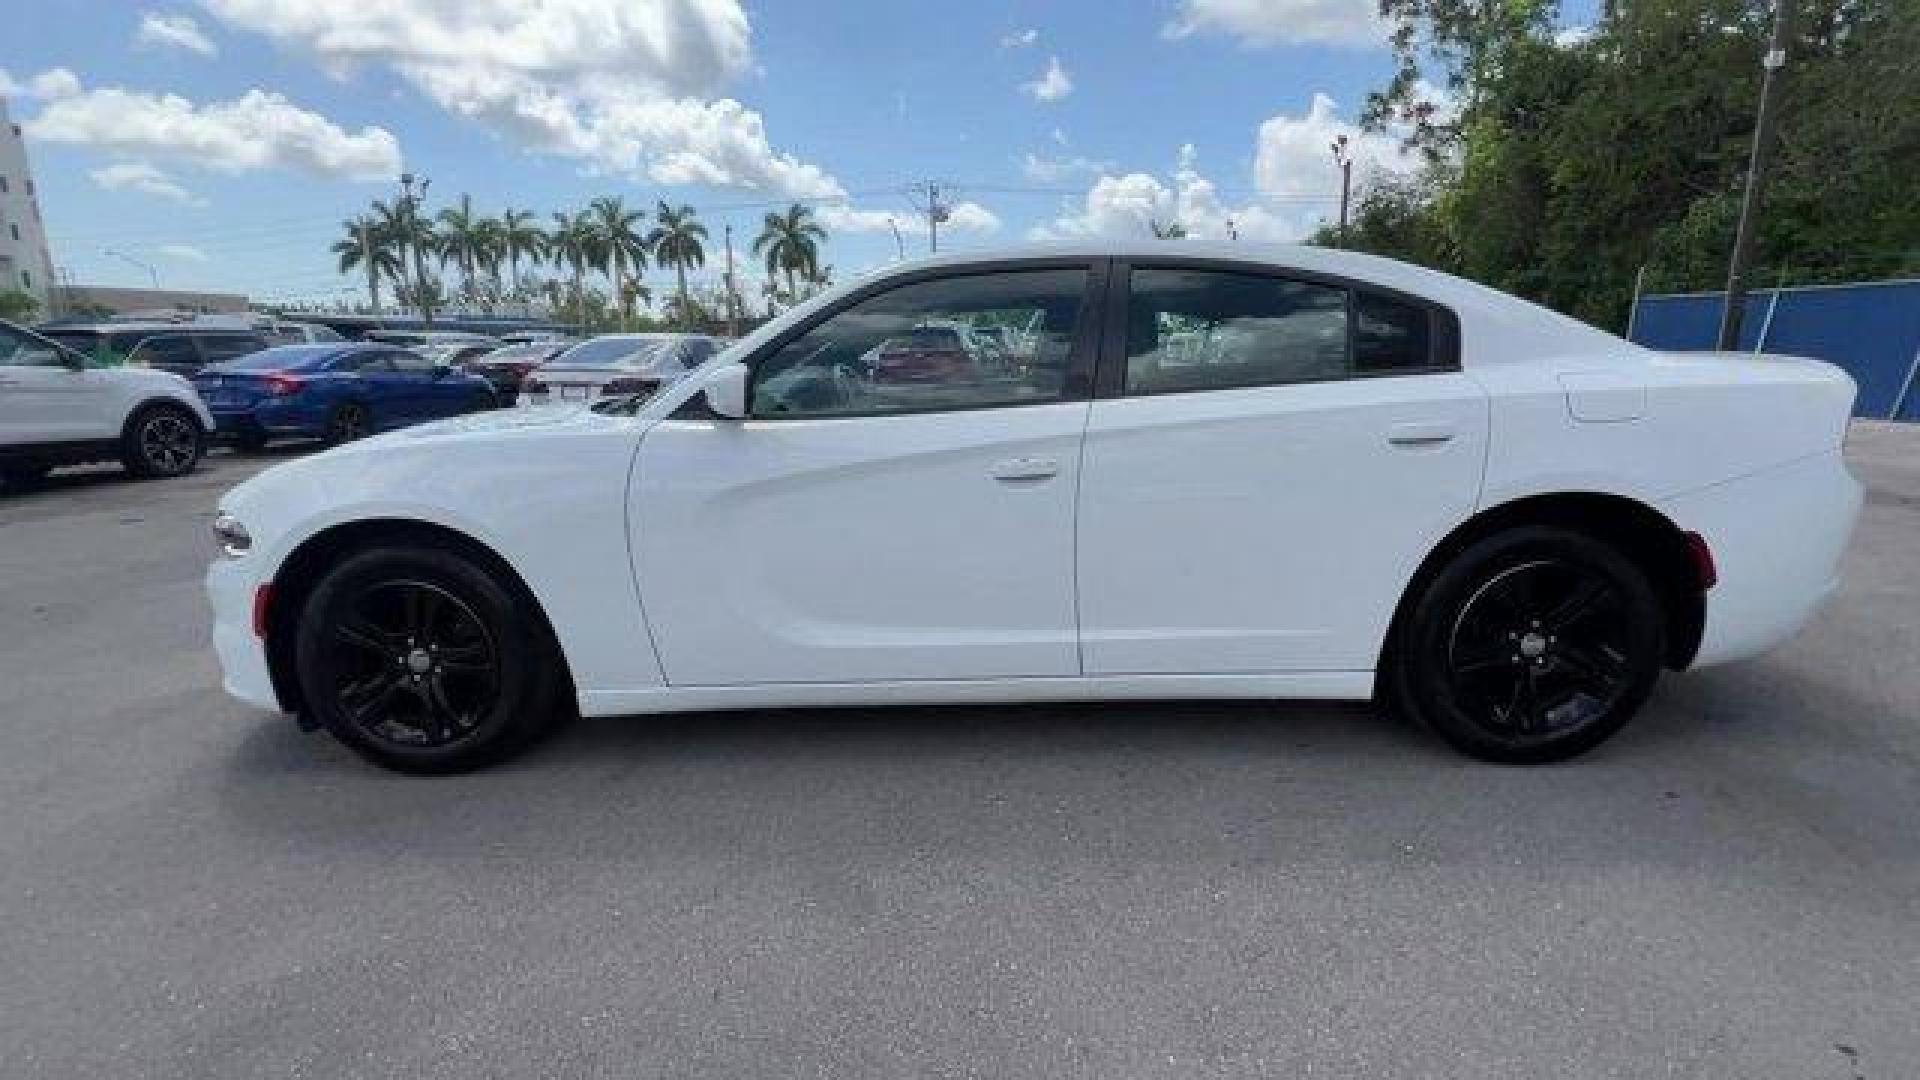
(211, 512, 252, 557)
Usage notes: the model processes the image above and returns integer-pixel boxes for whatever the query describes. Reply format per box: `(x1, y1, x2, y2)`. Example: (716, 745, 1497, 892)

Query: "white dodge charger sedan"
(207, 244, 1862, 773)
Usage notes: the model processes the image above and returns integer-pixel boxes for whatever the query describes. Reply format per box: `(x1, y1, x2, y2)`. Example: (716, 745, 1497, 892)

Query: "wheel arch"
(261, 517, 577, 721)
(1379, 491, 1709, 685)
(122, 394, 209, 436)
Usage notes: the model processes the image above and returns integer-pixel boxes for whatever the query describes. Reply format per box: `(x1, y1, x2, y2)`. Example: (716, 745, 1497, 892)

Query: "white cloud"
(1021, 56, 1073, 102)
(1252, 92, 1419, 200)
(2, 66, 83, 100)
(29, 75, 402, 179)
(195, 0, 843, 199)
(1032, 94, 1426, 244)
(1555, 24, 1594, 46)
(137, 12, 218, 56)
(89, 160, 209, 206)
(818, 200, 1000, 236)
(1164, 0, 1384, 47)
(1000, 28, 1039, 48)
(159, 243, 209, 261)
(1021, 150, 1109, 183)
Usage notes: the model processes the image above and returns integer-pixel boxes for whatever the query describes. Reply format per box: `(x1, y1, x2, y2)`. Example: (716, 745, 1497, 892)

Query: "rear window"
(555, 338, 673, 367)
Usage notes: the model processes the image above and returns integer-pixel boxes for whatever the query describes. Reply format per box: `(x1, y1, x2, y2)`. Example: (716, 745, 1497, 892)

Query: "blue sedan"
(193, 343, 498, 448)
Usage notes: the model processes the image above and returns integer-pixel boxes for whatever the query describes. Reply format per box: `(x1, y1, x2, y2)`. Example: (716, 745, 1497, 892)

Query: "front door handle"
(990, 456, 1060, 483)
(1387, 421, 1457, 446)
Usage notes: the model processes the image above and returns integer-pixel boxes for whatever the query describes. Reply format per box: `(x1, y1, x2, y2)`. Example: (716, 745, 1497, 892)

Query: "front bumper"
(206, 556, 283, 712)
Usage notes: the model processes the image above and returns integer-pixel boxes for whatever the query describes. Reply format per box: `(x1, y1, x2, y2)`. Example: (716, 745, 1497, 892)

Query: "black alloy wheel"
(326, 402, 371, 445)
(1386, 526, 1665, 763)
(125, 405, 203, 477)
(295, 546, 561, 773)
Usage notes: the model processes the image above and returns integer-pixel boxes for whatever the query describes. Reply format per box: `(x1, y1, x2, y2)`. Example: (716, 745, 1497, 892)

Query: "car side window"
(681, 339, 715, 369)
(0, 324, 65, 367)
(749, 268, 1089, 418)
(387, 350, 432, 373)
(198, 335, 267, 366)
(1123, 269, 1350, 396)
(128, 335, 203, 372)
(1352, 291, 1435, 374)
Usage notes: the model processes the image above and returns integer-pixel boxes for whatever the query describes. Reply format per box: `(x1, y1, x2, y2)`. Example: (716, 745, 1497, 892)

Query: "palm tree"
(499, 208, 547, 299)
(588, 197, 648, 329)
(549, 210, 603, 328)
(1149, 218, 1188, 239)
(436, 193, 491, 307)
(376, 197, 437, 320)
(648, 202, 708, 329)
(331, 214, 400, 315)
(753, 203, 827, 305)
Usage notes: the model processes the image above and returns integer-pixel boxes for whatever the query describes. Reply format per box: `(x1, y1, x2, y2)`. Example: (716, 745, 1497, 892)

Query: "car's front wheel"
(1384, 526, 1665, 763)
(324, 402, 371, 446)
(122, 403, 204, 478)
(293, 546, 562, 773)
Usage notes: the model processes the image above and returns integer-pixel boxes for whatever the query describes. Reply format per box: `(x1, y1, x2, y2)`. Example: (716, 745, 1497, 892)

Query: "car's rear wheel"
(325, 401, 371, 446)
(122, 403, 204, 478)
(1384, 526, 1665, 763)
(464, 388, 495, 413)
(294, 546, 561, 773)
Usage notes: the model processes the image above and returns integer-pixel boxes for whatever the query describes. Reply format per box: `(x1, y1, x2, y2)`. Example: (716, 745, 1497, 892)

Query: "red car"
(870, 326, 977, 384)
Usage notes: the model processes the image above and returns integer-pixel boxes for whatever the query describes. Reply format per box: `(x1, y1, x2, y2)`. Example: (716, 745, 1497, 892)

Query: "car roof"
(43, 322, 263, 335)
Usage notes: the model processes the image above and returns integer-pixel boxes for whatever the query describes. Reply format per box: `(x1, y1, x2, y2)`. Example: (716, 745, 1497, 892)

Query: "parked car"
(1, 318, 214, 486)
(208, 243, 1862, 774)
(265, 321, 346, 345)
(416, 341, 501, 370)
(465, 338, 577, 405)
(519, 333, 722, 404)
(192, 342, 497, 449)
(499, 330, 570, 345)
(37, 323, 272, 377)
(366, 330, 500, 352)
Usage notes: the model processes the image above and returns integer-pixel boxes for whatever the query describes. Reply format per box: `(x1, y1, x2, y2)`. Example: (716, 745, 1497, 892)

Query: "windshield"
(553, 338, 675, 368)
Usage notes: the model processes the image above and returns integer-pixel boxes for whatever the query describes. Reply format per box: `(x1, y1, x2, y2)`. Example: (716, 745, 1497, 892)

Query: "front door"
(1076, 262, 1489, 674)
(632, 262, 1104, 686)
(0, 324, 105, 445)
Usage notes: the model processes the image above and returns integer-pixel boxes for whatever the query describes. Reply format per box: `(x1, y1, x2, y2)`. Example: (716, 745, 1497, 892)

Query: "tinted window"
(1353, 292, 1434, 373)
(680, 338, 717, 369)
(198, 334, 268, 365)
(328, 350, 397, 373)
(557, 338, 671, 368)
(750, 268, 1087, 418)
(1124, 269, 1348, 395)
(129, 335, 204, 372)
(224, 345, 337, 371)
(0, 323, 65, 367)
(388, 350, 434, 372)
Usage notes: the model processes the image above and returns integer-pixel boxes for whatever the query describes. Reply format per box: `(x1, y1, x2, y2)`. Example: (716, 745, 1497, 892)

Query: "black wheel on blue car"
(121, 403, 203, 478)
(294, 546, 561, 773)
(1384, 526, 1664, 764)
(465, 388, 496, 413)
(325, 401, 371, 446)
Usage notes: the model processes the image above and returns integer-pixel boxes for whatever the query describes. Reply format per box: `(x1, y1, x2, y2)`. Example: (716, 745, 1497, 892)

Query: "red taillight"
(251, 582, 274, 639)
(264, 374, 305, 396)
(1683, 531, 1717, 590)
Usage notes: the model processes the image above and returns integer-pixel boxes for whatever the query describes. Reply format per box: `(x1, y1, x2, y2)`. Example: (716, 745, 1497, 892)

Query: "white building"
(0, 97, 58, 311)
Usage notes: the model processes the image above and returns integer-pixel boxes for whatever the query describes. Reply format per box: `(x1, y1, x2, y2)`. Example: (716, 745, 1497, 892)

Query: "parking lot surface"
(3, 428, 1917, 1078)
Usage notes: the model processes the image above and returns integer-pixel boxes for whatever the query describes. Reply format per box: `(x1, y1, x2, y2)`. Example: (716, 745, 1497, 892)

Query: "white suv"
(0, 318, 216, 488)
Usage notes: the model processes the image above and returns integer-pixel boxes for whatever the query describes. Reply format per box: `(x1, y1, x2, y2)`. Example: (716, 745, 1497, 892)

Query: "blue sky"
(0, 0, 1579, 307)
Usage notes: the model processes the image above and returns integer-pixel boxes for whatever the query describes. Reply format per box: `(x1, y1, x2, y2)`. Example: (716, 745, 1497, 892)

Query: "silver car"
(520, 333, 722, 404)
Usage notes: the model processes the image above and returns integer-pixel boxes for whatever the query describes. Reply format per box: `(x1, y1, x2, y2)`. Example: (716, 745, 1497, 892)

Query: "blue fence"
(1628, 279, 1920, 421)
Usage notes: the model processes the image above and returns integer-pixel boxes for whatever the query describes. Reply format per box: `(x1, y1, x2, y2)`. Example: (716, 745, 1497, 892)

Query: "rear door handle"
(1387, 421, 1456, 446)
(990, 456, 1060, 483)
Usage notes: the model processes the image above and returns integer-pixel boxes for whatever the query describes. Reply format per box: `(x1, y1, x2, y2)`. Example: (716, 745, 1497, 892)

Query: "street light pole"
(1717, 0, 1792, 350)
(1330, 135, 1354, 247)
(104, 248, 159, 289)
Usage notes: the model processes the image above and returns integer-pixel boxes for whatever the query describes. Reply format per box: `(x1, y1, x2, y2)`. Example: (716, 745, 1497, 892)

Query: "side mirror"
(703, 362, 749, 420)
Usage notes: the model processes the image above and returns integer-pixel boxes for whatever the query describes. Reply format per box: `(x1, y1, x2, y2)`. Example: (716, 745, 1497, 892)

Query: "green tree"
(499, 208, 547, 299)
(0, 289, 40, 322)
(589, 197, 649, 329)
(649, 202, 708, 328)
(331, 214, 400, 316)
(436, 193, 491, 307)
(549, 210, 604, 328)
(376, 197, 438, 321)
(752, 203, 827, 306)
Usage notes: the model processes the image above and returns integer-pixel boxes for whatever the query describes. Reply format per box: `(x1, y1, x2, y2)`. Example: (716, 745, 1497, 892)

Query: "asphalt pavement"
(2, 427, 1916, 1078)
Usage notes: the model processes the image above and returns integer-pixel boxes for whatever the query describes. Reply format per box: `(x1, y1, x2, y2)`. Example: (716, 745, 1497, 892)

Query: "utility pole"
(1331, 135, 1354, 247)
(913, 182, 949, 253)
(1717, 0, 1792, 350)
(888, 217, 906, 260)
(400, 172, 433, 328)
(722, 222, 740, 338)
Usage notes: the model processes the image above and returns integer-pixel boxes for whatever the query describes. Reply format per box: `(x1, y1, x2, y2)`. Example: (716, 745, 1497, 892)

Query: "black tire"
(1382, 526, 1665, 764)
(324, 401, 372, 446)
(464, 388, 497, 413)
(294, 545, 561, 774)
(121, 403, 204, 478)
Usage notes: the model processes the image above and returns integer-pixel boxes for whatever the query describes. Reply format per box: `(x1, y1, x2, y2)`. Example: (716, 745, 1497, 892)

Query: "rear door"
(1075, 260, 1489, 674)
(127, 334, 205, 378)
